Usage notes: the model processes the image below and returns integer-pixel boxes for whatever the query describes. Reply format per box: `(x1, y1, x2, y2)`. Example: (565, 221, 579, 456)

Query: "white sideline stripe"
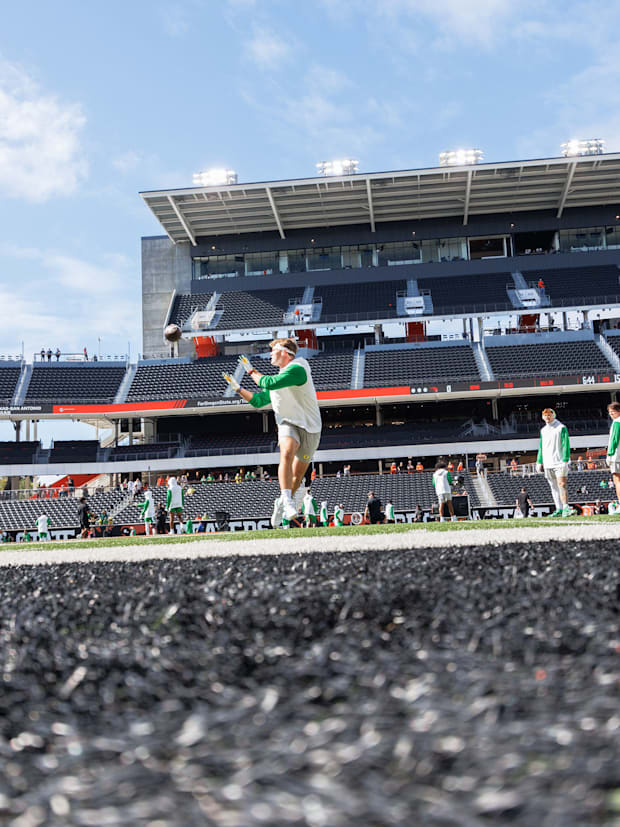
(0, 523, 619, 567)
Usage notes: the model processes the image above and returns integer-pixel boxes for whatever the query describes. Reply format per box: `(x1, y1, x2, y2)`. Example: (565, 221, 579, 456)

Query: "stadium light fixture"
(192, 168, 238, 186)
(439, 149, 484, 166)
(316, 159, 359, 176)
(560, 138, 605, 157)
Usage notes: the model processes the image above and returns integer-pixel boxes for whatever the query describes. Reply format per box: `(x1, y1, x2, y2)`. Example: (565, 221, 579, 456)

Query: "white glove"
(221, 372, 240, 392)
(239, 355, 254, 373)
(606, 455, 613, 467)
(536, 463, 543, 473)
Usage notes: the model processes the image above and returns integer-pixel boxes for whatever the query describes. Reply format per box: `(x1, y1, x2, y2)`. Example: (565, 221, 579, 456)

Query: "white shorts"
(607, 457, 620, 474)
(544, 464, 569, 482)
(278, 423, 321, 462)
(437, 492, 452, 503)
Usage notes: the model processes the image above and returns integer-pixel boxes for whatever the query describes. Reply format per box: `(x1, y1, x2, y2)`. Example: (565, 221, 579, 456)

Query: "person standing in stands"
(606, 401, 620, 506)
(40, 348, 45, 362)
(515, 487, 533, 518)
(55, 348, 61, 361)
(46, 348, 52, 362)
(222, 338, 321, 528)
(536, 408, 575, 517)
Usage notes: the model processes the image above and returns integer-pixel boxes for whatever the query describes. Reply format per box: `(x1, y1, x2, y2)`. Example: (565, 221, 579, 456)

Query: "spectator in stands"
(510, 458, 518, 474)
(600, 479, 608, 489)
(310, 468, 317, 482)
(536, 408, 575, 518)
(234, 471, 242, 484)
(67, 476, 75, 495)
(515, 487, 533, 518)
(40, 348, 45, 362)
(156, 476, 165, 487)
(537, 278, 545, 294)
(476, 457, 484, 476)
(46, 348, 52, 362)
(407, 460, 414, 473)
(77, 497, 90, 539)
(343, 463, 351, 476)
(457, 460, 464, 472)
(133, 478, 143, 500)
(447, 460, 454, 472)
(206, 473, 215, 483)
(416, 461, 424, 473)
(390, 461, 397, 474)
(606, 401, 620, 505)
(336, 470, 342, 478)
(55, 348, 61, 361)
(364, 491, 384, 524)
(186, 484, 196, 496)
(398, 461, 405, 473)
(83, 347, 88, 361)
(577, 456, 584, 471)
(587, 457, 596, 470)
(433, 459, 457, 522)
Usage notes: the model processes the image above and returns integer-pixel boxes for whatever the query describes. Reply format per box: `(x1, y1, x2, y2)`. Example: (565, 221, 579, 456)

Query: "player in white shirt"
(37, 514, 50, 541)
(223, 337, 321, 527)
(536, 408, 575, 517)
(432, 460, 457, 522)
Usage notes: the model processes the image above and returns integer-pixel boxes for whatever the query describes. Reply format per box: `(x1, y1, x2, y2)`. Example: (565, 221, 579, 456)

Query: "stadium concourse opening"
(1, 152, 620, 533)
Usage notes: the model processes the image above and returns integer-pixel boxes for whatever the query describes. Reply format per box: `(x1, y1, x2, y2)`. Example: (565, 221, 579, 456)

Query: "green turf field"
(1, 513, 618, 554)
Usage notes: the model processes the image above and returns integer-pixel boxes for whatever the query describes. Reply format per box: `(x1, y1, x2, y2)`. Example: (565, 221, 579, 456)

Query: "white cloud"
(245, 26, 291, 69)
(0, 245, 138, 359)
(0, 59, 87, 202)
(112, 150, 142, 173)
(159, 5, 190, 37)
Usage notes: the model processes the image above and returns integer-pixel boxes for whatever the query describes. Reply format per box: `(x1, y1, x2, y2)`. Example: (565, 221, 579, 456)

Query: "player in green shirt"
(606, 401, 620, 508)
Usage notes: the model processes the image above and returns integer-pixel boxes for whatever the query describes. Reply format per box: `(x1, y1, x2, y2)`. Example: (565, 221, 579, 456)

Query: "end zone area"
(0, 521, 618, 824)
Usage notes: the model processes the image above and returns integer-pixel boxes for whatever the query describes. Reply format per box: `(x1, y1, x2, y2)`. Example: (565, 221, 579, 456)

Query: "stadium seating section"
(314, 280, 406, 323)
(364, 346, 480, 386)
(417, 272, 512, 314)
(0, 365, 22, 403)
(25, 366, 126, 402)
(605, 334, 620, 360)
(48, 441, 99, 463)
(108, 442, 181, 461)
(0, 488, 129, 532)
(485, 339, 613, 379)
(535, 265, 620, 302)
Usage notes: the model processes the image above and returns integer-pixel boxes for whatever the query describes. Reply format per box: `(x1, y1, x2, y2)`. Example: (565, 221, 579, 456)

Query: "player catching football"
(222, 338, 321, 527)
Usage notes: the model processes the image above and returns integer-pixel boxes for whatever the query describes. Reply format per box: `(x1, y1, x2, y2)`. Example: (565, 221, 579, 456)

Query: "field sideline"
(1, 514, 619, 565)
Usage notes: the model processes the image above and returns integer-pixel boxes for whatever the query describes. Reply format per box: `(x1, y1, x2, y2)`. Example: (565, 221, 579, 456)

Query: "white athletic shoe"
(271, 496, 284, 528)
(283, 500, 299, 522)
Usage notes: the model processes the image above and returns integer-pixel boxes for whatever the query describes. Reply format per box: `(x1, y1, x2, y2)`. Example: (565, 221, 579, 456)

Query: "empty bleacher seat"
(364, 346, 480, 387)
(485, 339, 613, 379)
(417, 273, 512, 314)
(25, 366, 126, 402)
(0, 365, 22, 403)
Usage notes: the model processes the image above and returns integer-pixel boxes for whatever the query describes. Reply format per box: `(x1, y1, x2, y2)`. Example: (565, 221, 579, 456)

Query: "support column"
(491, 398, 499, 420)
(114, 420, 120, 447)
(318, 463, 323, 478)
(477, 318, 483, 343)
(378, 459, 383, 475)
(375, 402, 383, 426)
(13, 420, 21, 442)
(129, 418, 134, 446)
(262, 413, 269, 433)
(33, 420, 38, 441)
(374, 324, 382, 345)
(25, 420, 30, 441)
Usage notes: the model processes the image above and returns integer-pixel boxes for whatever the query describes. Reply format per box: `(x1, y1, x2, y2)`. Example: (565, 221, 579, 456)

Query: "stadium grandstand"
(1, 151, 620, 534)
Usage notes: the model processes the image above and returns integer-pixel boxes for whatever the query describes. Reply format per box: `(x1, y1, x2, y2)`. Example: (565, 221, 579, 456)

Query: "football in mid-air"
(164, 323, 182, 342)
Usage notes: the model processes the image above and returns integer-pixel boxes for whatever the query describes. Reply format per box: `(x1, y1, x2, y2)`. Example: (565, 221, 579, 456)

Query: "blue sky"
(1, 0, 619, 443)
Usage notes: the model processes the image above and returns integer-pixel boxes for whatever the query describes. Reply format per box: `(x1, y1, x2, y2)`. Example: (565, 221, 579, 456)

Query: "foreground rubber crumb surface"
(1, 521, 620, 566)
(0, 540, 618, 825)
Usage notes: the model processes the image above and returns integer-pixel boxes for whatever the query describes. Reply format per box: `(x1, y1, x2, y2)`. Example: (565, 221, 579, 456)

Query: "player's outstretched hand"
(536, 463, 543, 473)
(239, 355, 254, 374)
(222, 372, 240, 392)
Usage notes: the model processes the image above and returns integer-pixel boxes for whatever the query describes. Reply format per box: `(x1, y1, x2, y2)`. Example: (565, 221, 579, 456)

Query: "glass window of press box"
(193, 224, 619, 279)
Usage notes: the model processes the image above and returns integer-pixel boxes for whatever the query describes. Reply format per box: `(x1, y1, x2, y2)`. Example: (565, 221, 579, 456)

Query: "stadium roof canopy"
(140, 153, 620, 245)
